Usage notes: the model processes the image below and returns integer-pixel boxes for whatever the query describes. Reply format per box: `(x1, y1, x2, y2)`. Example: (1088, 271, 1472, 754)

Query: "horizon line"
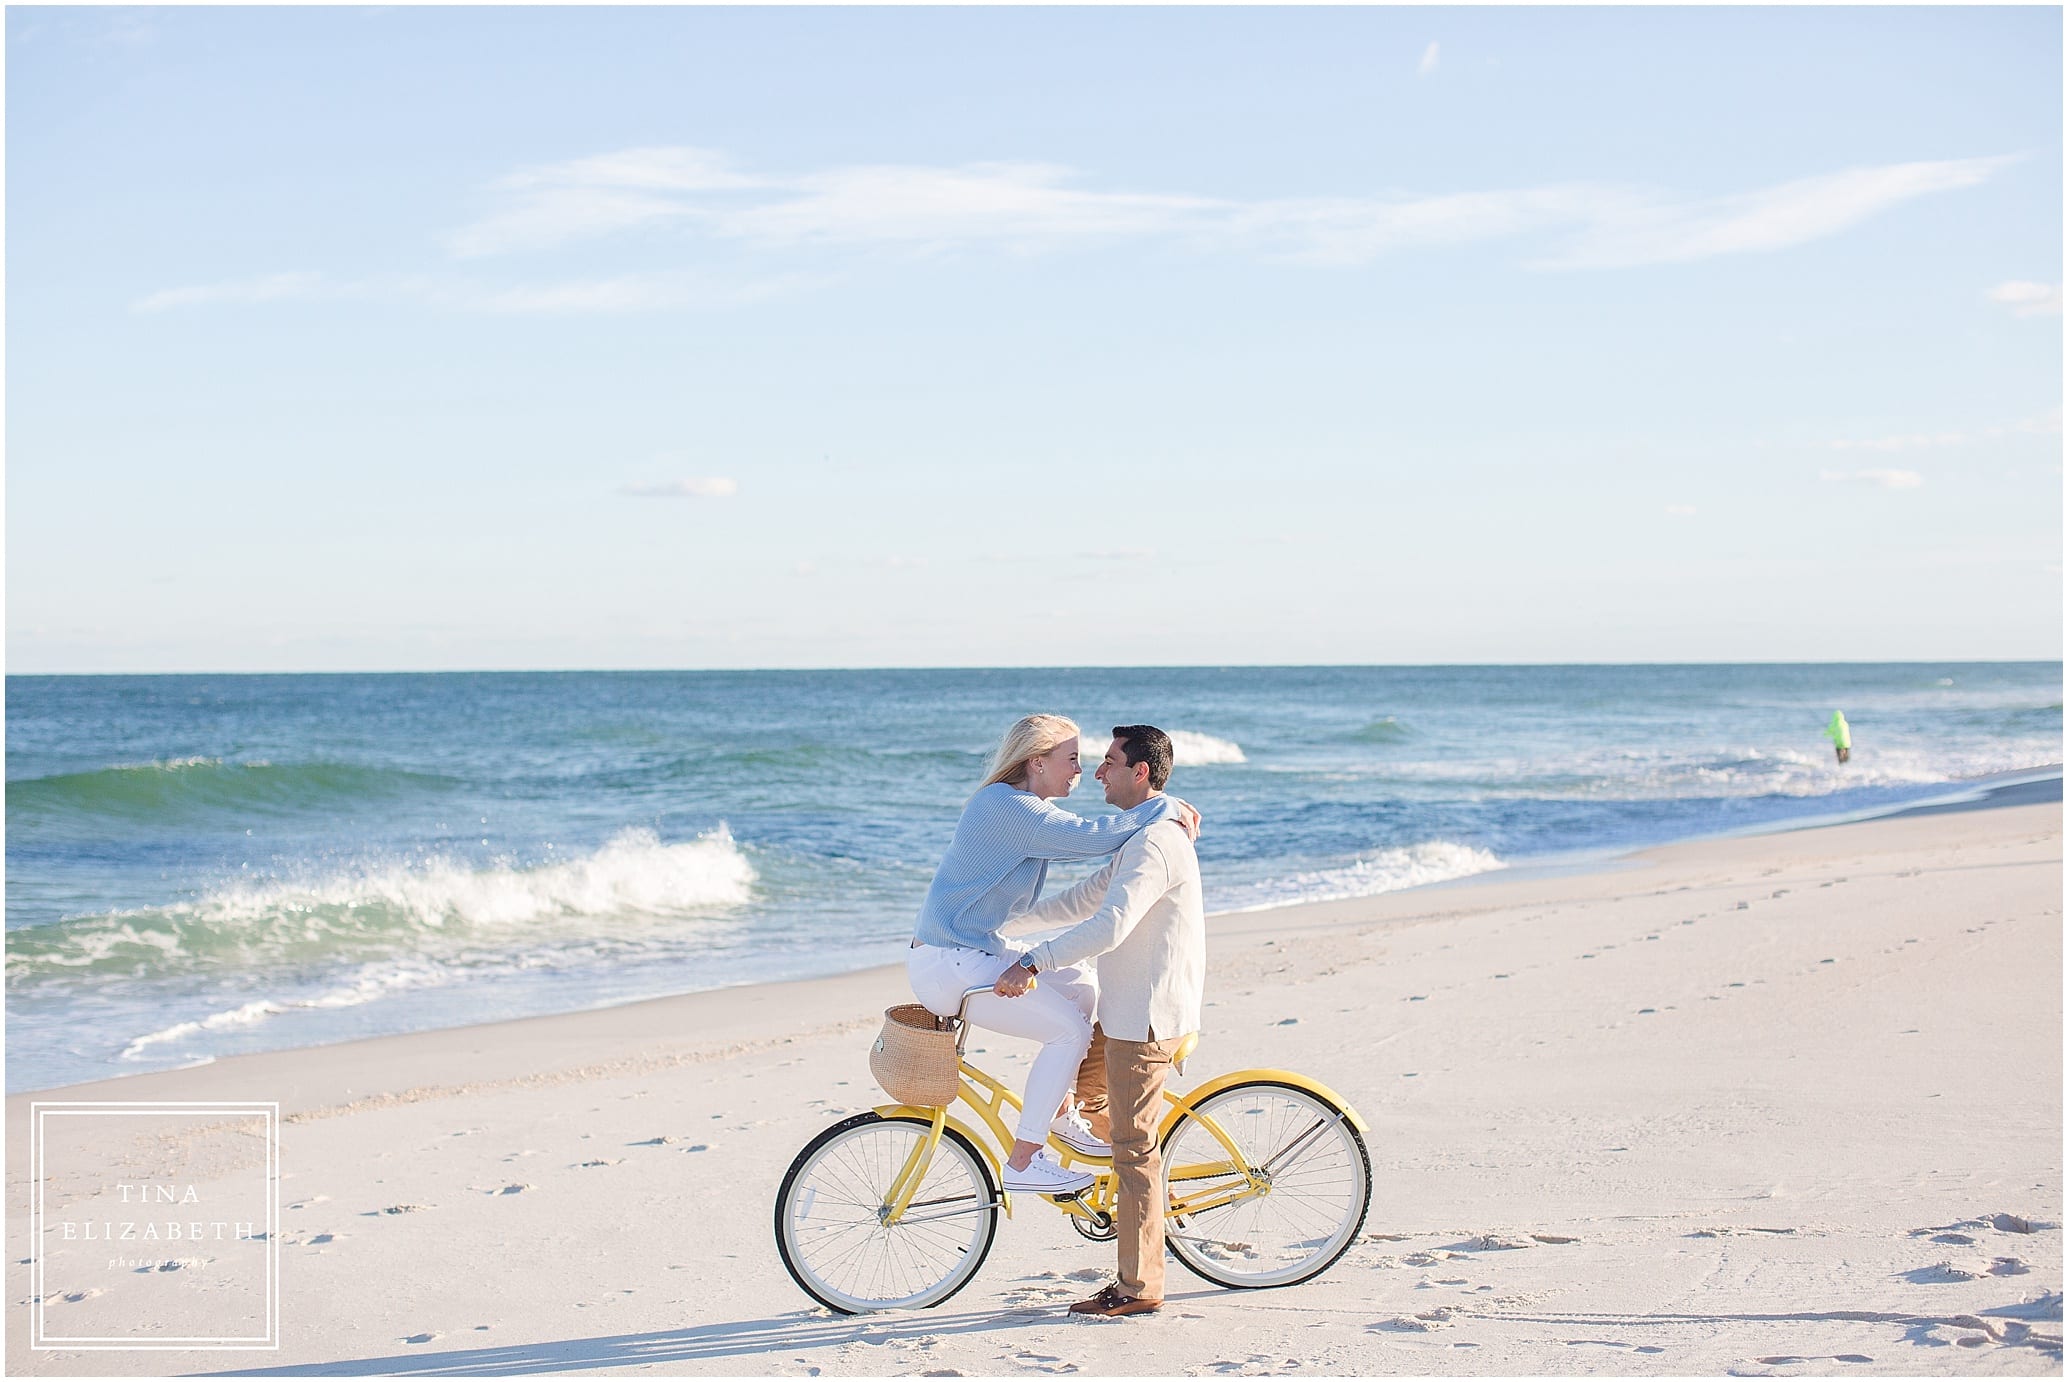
(7, 657, 2062, 679)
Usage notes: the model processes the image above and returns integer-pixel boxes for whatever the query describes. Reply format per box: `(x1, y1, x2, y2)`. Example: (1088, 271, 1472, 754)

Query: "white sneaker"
(1002, 1150, 1096, 1195)
(1049, 1111, 1110, 1158)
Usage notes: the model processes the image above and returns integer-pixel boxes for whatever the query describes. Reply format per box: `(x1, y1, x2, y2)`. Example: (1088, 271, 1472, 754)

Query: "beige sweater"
(1018, 817, 1204, 1043)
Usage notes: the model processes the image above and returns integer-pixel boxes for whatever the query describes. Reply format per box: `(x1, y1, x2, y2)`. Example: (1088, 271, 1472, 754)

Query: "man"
(994, 724, 1204, 1318)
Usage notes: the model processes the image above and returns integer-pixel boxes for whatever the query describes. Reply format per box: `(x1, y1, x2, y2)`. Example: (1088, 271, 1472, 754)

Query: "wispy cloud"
(133, 272, 338, 312)
(446, 146, 2014, 271)
(1820, 468, 1924, 488)
(620, 477, 738, 498)
(470, 270, 818, 313)
(1079, 548, 1154, 561)
(1417, 41, 1440, 77)
(1988, 279, 2063, 317)
(1824, 410, 2059, 452)
(1541, 157, 2018, 268)
(136, 147, 2020, 316)
(446, 147, 768, 257)
(1828, 431, 1969, 453)
(132, 269, 815, 316)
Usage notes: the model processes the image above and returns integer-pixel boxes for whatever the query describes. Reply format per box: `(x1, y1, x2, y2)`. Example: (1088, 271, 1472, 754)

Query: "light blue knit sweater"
(912, 783, 1180, 955)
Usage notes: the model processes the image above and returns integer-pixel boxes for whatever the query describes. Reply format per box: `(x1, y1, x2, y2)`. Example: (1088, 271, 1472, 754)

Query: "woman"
(908, 713, 1197, 1195)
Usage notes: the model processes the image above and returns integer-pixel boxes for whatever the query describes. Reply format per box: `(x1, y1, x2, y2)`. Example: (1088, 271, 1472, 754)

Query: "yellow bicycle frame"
(1156, 1068, 1371, 1218)
(874, 1060, 1365, 1229)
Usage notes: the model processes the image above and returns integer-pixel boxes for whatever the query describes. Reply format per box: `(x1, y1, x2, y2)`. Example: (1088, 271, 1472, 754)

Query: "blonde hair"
(979, 713, 1082, 790)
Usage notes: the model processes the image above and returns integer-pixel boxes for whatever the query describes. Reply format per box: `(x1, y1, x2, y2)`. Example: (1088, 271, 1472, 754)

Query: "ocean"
(6, 663, 2060, 1093)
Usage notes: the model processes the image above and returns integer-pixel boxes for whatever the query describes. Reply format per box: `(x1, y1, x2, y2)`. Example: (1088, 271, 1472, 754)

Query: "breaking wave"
(6, 827, 754, 983)
(1078, 729, 1247, 766)
(1225, 841, 1506, 911)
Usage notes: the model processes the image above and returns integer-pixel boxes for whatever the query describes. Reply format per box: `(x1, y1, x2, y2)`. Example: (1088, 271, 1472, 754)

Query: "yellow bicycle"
(775, 985, 1372, 1313)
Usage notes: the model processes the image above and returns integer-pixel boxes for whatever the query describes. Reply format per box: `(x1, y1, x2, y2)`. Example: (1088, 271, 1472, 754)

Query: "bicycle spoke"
(777, 1116, 999, 1312)
(1162, 1084, 1369, 1289)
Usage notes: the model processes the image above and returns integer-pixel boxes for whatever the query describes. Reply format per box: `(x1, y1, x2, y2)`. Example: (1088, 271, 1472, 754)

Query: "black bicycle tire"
(1160, 1078, 1373, 1290)
(773, 1111, 1001, 1313)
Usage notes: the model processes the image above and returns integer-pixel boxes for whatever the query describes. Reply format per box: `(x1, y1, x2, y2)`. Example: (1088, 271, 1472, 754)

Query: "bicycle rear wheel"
(1162, 1079, 1371, 1289)
(774, 1112, 1000, 1313)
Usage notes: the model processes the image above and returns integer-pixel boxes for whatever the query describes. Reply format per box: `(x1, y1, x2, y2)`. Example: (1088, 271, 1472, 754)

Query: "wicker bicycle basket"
(869, 1003, 962, 1107)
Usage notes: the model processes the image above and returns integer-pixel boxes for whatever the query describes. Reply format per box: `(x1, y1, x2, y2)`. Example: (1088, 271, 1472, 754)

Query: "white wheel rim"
(781, 1120, 994, 1311)
(1166, 1086, 1368, 1287)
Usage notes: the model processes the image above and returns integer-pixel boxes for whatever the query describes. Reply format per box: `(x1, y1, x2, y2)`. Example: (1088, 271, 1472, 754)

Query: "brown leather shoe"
(1068, 1283, 1163, 1317)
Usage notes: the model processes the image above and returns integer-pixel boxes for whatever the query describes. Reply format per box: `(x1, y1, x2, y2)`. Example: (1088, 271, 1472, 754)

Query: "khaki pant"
(1074, 1027, 1184, 1301)
(1071, 1026, 1111, 1141)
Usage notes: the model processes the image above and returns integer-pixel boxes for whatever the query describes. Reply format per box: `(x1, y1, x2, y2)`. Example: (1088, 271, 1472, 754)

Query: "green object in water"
(1825, 711, 1851, 749)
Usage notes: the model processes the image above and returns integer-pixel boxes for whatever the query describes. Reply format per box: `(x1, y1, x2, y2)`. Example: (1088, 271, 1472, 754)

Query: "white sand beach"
(8, 798, 2060, 1377)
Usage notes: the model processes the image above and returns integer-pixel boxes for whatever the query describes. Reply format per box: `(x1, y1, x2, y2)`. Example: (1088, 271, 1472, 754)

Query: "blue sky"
(7, 6, 2061, 672)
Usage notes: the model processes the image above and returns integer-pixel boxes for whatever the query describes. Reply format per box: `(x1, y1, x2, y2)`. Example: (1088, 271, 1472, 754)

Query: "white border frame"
(29, 1100, 280, 1351)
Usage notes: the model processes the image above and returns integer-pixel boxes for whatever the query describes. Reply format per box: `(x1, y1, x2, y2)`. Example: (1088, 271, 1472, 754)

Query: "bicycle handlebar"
(951, 972, 1033, 1025)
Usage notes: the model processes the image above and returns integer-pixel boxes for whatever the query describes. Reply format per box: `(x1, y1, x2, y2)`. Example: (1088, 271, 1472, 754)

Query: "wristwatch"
(1017, 956, 1040, 976)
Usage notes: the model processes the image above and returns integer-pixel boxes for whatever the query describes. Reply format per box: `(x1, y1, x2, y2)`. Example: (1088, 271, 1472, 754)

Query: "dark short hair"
(1111, 725, 1174, 791)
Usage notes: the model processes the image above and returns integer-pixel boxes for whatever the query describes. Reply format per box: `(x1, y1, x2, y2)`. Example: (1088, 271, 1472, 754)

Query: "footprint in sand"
(370, 1204, 431, 1215)
(1991, 1213, 2047, 1233)
(1530, 1234, 1578, 1245)
(1990, 1257, 2032, 1276)
(60, 1289, 106, 1303)
(1903, 1260, 1989, 1283)
(1371, 1308, 1456, 1332)
(403, 1332, 440, 1345)
(1016, 1350, 1077, 1372)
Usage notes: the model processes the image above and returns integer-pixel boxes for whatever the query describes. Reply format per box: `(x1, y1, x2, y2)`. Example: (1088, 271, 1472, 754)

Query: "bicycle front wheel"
(1162, 1079, 1371, 1289)
(774, 1112, 1000, 1313)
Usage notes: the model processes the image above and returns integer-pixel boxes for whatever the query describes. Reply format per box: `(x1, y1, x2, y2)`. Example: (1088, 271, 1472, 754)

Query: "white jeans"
(907, 944, 1098, 1145)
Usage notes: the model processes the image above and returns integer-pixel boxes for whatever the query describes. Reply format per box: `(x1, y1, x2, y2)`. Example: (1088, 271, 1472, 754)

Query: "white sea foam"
(11, 827, 755, 983)
(1293, 740, 2059, 800)
(1227, 841, 1505, 912)
(119, 959, 459, 1060)
(171, 825, 753, 933)
(1078, 729, 1247, 767)
(121, 998, 285, 1059)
